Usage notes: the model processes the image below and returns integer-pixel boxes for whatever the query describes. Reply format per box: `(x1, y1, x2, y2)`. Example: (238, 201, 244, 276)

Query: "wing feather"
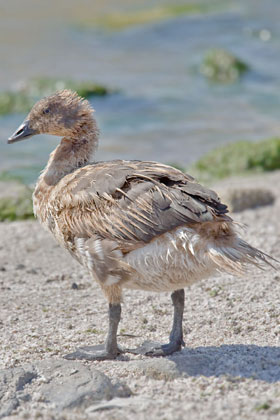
(56, 160, 229, 246)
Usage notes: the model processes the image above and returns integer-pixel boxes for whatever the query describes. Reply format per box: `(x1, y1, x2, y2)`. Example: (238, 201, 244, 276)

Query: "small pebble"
(27, 268, 38, 275)
(16, 264, 25, 270)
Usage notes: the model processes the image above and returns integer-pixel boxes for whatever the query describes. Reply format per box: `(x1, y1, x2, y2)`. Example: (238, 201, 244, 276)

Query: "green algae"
(190, 138, 280, 183)
(200, 49, 249, 83)
(0, 185, 34, 222)
(23, 78, 110, 98)
(79, 2, 222, 31)
(255, 402, 271, 411)
(0, 174, 34, 222)
(0, 92, 31, 116)
(0, 78, 113, 116)
(0, 171, 24, 183)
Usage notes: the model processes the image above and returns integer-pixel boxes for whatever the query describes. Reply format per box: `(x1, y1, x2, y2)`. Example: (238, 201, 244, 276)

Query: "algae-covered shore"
(2, 0, 280, 178)
(0, 169, 279, 420)
(0, 78, 113, 116)
(190, 137, 280, 183)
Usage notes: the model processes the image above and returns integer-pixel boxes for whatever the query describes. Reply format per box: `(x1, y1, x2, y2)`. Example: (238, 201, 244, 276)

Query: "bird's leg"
(148, 288, 185, 356)
(64, 303, 122, 361)
(167, 288, 185, 348)
(104, 303, 122, 355)
(130, 289, 185, 357)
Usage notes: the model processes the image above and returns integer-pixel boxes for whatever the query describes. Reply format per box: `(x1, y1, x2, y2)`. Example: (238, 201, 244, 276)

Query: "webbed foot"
(128, 339, 184, 357)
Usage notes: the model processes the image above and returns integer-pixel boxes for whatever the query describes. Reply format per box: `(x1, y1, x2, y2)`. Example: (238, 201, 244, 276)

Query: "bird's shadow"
(168, 344, 280, 383)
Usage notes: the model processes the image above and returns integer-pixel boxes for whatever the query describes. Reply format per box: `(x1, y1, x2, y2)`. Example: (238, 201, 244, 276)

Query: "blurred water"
(1, 0, 280, 183)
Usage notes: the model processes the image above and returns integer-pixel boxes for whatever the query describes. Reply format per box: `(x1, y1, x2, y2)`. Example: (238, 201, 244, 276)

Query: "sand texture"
(0, 171, 280, 420)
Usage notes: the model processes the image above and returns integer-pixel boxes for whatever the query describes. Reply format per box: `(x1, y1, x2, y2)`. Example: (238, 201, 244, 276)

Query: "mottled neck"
(42, 120, 98, 186)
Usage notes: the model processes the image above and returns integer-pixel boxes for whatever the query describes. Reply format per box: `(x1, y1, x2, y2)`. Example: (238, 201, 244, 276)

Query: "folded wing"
(60, 160, 228, 248)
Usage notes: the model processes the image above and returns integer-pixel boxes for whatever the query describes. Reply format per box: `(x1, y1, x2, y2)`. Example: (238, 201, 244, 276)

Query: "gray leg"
(64, 303, 122, 361)
(168, 288, 185, 350)
(104, 304, 121, 355)
(130, 289, 185, 357)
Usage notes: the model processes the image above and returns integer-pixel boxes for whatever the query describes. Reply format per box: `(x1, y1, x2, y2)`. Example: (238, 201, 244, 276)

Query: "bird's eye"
(43, 108, 50, 115)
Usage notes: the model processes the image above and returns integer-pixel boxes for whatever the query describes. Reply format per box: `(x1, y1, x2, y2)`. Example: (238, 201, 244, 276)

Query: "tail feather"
(207, 237, 277, 276)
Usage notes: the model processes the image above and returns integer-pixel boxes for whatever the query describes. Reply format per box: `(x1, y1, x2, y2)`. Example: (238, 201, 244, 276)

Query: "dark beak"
(7, 120, 37, 144)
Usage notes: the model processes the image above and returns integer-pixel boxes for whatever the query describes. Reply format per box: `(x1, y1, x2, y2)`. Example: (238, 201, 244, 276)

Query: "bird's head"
(8, 89, 94, 144)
